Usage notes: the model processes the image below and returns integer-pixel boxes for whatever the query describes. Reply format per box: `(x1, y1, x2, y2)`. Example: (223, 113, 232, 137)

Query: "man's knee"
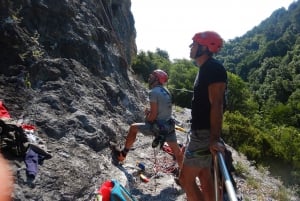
(129, 124, 139, 134)
(198, 167, 212, 180)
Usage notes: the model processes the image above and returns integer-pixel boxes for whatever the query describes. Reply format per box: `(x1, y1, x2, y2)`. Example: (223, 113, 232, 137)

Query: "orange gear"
(153, 69, 168, 84)
(192, 31, 223, 53)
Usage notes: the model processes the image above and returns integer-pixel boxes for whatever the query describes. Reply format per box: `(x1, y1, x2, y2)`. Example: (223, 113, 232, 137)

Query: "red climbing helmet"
(152, 69, 168, 84)
(192, 31, 223, 53)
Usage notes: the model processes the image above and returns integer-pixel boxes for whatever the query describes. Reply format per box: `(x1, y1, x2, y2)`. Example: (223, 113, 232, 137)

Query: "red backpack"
(96, 179, 136, 201)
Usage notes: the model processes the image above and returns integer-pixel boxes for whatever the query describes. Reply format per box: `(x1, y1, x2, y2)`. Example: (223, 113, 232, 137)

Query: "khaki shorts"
(135, 122, 177, 143)
(183, 129, 212, 167)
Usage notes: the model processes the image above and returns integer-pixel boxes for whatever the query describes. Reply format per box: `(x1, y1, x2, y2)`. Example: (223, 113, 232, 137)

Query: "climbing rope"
(153, 155, 177, 174)
(152, 143, 158, 192)
(167, 87, 193, 93)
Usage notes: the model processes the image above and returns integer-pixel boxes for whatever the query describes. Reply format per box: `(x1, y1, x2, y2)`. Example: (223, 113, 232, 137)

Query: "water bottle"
(137, 162, 145, 171)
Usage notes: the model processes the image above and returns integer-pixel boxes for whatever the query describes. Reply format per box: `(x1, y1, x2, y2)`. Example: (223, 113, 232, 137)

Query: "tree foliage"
(132, 48, 172, 82)
(168, 59, 197, 107)
(226, 72, 258, 117)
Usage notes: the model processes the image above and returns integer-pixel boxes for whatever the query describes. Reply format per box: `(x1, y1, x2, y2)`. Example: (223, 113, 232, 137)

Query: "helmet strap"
(148, 77, 158, 89)
(195, 44, 206, 58)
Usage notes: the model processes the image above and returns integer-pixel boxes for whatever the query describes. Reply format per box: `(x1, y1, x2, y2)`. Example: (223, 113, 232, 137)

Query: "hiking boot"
(115, 150, 127, 162)
(109, 142, 127, 163)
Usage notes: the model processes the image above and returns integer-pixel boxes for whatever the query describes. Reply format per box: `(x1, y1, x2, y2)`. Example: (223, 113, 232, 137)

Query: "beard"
(148, 77, 157, 89)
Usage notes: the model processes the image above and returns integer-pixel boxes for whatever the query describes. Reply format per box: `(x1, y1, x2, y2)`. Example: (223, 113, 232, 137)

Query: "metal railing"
(214, 152, 238, 201)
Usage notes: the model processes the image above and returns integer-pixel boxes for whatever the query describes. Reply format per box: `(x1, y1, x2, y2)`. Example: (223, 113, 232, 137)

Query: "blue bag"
(97, 179, 136, 201)
(110, 179, 136, 201)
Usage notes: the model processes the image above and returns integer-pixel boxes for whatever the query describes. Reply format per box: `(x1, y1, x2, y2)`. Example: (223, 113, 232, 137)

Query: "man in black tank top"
(178, 31, 227, 201)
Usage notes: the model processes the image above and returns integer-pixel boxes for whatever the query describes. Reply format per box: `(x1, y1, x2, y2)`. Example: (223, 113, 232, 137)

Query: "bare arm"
(145, 101, 158, 122)
(208, 82, 226, 151)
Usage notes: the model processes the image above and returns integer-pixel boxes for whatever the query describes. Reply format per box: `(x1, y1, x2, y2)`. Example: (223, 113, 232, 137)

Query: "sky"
(131, 0, 296, 60)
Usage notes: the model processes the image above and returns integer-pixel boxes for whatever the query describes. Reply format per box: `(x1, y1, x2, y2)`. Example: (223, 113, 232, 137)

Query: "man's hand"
(210, 141, 225, 154)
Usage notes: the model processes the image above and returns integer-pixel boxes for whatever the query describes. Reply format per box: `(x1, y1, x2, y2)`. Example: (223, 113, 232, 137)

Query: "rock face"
(0, 0, 150, 200)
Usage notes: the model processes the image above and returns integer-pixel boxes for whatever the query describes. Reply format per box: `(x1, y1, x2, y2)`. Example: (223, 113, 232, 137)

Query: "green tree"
(271, 126, 300, 168)
(168, 59, 197, 107)
(226, 72, 258, 117)
(132, 49, 172, 82)
(223, 111, 263, 159)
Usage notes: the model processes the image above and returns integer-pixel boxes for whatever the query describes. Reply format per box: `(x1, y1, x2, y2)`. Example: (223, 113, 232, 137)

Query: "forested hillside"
(217, 1, 300, 127)
(131, 0, 300, 193)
